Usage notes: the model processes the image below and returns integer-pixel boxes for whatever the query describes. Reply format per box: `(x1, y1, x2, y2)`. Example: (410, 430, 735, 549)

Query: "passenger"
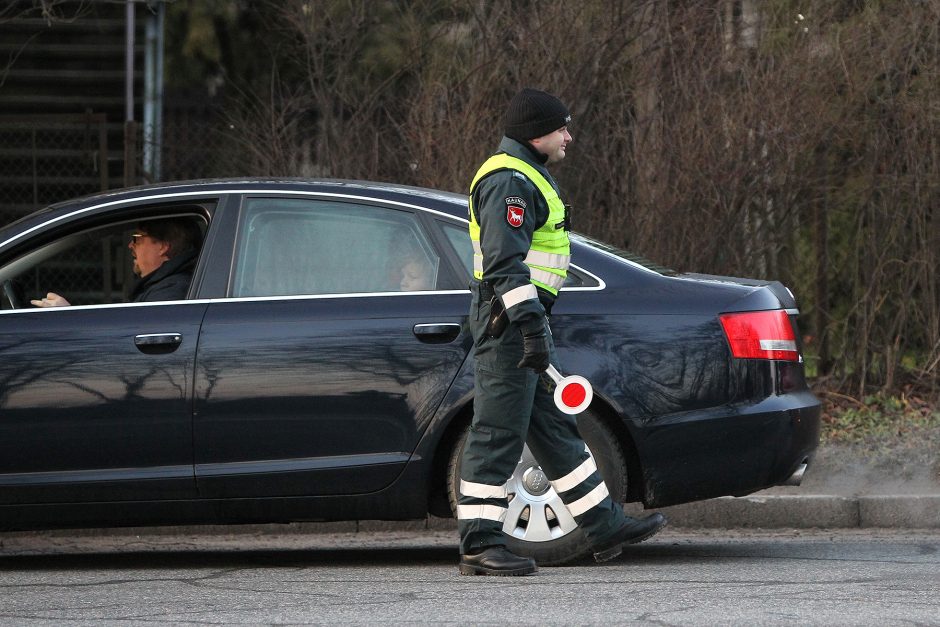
(31, 217, 201, 307)
(385, 232, 436, 292)
(399, 256, 434, 291)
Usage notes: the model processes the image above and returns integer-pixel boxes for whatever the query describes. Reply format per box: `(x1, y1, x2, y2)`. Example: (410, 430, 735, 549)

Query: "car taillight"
(719, 310, 800, 361)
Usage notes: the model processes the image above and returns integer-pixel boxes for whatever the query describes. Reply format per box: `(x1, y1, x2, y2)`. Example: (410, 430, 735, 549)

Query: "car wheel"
(447, 408, 629, 565)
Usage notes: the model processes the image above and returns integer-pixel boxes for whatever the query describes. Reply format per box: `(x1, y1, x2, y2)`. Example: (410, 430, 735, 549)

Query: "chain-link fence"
(0, 104, 246, 304)
(161, 99, 248, 182)
(0, 113, 112, 226)
(0, 105, 245, 220)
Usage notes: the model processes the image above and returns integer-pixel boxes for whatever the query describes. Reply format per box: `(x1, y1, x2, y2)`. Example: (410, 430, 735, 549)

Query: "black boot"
(459, 546, 538, 576)
(592, 512, 668, 563)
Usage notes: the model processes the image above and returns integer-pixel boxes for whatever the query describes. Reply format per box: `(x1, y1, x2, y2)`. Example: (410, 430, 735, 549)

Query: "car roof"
(48, 178, 469, 217)
(0, 179, 471, 247)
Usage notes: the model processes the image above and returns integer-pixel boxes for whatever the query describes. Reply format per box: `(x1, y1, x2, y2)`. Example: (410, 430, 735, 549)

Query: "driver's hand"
(31, 292, 71, 308)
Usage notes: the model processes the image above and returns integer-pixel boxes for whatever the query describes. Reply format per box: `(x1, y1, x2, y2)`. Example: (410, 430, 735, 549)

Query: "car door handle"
(135, 333, 183, 353)
(413, 323, 461, 343)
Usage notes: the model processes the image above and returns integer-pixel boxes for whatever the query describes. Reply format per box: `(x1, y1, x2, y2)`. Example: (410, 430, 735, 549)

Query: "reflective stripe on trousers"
(458, 282, 627, 554)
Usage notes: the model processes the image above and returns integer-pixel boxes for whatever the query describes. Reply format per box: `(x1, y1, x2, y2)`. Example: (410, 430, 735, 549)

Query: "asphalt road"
(1, 528, 938, 625)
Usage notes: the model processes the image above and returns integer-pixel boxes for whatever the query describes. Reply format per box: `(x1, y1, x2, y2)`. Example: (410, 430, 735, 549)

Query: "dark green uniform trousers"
(458, 282, 628, 555)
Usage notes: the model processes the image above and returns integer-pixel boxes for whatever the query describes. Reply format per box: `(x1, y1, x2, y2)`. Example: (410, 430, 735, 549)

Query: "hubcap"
(501, 444, 587, 543)
(522, 466, 550, 496)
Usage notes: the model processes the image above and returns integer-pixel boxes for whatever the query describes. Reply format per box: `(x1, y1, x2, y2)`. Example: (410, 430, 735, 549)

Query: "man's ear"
(157, 240, 171, 258)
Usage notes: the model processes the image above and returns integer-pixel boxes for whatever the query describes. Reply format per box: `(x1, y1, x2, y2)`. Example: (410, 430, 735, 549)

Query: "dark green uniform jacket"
(469, 136, 563, 333)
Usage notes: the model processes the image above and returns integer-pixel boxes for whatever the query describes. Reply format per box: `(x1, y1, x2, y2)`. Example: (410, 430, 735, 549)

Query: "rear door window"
(232, 198, 451, 297)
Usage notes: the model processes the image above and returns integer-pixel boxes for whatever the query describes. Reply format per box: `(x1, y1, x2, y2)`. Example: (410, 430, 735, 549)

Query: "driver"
(31, 218, 201, 307)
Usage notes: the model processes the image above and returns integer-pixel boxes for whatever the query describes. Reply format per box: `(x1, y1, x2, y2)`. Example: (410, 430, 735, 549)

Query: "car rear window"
(572, 234, 677, 276)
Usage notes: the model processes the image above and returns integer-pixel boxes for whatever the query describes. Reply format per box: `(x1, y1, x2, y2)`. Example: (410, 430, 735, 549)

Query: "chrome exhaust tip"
(782, 460, 808, 486)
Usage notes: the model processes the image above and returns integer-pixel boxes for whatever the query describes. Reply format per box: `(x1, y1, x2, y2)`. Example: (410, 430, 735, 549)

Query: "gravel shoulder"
(783, 394, 940, 496)
(787, 441, 940, 495)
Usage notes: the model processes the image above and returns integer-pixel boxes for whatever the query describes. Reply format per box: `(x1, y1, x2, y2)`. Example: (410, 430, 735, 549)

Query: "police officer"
(458, 88, 667, 577)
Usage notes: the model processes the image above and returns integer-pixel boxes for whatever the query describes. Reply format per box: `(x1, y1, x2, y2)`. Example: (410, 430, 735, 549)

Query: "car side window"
(233, 198, 442, 297)
(441, 221, 474, 278)
(2, 225, 132, 308)
(0, 214, 206, 309)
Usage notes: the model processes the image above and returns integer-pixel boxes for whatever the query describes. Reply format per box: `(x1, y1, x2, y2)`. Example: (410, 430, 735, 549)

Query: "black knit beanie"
(504, 88, 571, 142)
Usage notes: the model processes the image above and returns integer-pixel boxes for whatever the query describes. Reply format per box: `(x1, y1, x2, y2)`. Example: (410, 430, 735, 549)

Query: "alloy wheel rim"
(501, 444, 580, 542)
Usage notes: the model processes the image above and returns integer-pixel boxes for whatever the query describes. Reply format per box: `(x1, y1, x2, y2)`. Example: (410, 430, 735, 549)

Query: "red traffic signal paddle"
(545, 364, 593, 415)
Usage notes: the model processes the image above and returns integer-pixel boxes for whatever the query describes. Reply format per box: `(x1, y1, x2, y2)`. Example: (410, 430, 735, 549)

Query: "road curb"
(633, 495, 863, 529)
(349, 495, 940, 533)
(2, 496, 937, 541)
(629, 494, 940, 529)
(856, 495, 940, 528)
(427, 494, 940, 531)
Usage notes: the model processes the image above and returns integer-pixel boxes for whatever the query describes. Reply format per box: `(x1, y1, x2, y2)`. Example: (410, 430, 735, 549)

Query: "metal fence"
(0, 113, 112, 226)
(0, 103, 253, 226)
(161, 99, 247, 182)
(0, 104, 249, 303)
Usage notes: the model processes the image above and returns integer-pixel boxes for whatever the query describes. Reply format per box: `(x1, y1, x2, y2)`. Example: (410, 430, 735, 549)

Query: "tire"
(446, 408, 629, 565)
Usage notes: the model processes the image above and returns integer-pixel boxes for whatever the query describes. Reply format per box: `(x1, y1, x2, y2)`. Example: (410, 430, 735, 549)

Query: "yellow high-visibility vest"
(469, 154, 570, 294)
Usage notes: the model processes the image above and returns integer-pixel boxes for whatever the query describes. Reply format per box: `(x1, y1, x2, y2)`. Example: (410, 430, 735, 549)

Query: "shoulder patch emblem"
(505, 196, 526, 228)
(506, 204, 525, 228)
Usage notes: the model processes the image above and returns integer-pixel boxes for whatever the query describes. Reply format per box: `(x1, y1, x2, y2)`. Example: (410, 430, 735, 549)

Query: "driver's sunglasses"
(129, 232, 149, 244)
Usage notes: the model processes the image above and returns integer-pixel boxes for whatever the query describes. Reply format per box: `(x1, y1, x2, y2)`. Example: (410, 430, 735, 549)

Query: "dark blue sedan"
(0, 179, 820, 563)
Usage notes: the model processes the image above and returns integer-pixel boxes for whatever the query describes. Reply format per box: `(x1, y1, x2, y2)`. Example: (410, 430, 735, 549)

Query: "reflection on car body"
(0, 179, 821, 564)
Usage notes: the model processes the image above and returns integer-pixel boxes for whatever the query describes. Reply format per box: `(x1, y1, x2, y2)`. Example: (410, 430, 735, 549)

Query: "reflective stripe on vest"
(471, 240, 569, 280)
(469, 154, 571, 295)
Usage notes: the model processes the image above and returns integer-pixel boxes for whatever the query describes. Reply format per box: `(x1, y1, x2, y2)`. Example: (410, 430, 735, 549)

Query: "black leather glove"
(517, 324, 551, 372)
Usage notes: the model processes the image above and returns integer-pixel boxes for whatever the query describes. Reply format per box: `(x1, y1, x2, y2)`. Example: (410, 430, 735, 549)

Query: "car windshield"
(571, 234, 678, 276)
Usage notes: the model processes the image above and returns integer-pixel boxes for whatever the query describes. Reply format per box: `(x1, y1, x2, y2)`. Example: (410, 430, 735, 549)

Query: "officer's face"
(530, 126, 572, 164)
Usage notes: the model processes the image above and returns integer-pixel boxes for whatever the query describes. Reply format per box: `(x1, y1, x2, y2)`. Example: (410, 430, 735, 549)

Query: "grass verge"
(818, 392, 940, 447)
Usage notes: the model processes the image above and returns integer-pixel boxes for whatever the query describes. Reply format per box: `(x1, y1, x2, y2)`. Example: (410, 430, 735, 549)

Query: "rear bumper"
(637, 390, 822, 508)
